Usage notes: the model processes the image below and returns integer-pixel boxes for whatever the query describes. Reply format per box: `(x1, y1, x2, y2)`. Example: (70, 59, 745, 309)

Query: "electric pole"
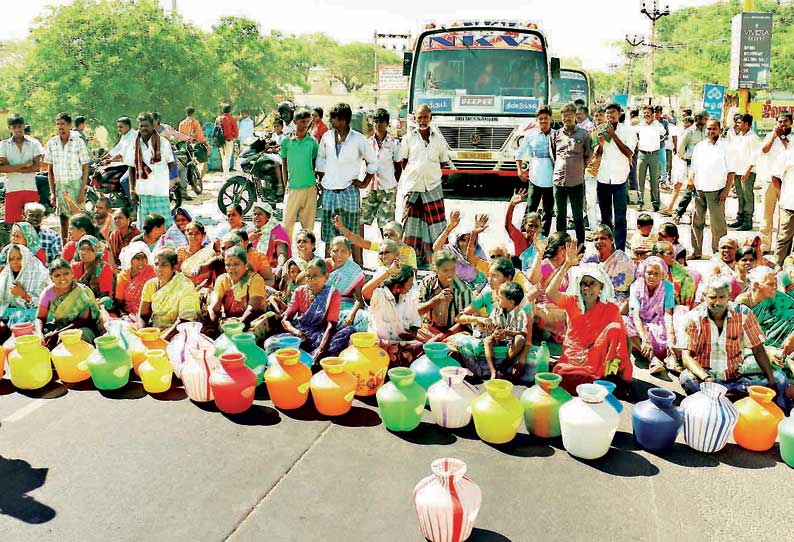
(625, 34, 646, 98)
(640, 0, 670, 100)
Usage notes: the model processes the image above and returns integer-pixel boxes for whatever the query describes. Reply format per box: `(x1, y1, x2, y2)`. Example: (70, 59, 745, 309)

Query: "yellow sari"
(146, 272, 201, 330)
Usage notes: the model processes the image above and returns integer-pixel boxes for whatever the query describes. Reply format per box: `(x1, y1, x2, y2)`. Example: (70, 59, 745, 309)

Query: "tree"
(325, 43, 400, 93)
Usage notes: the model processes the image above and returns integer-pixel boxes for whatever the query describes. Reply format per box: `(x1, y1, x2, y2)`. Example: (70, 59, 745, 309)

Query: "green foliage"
(324, 42, 401, 93)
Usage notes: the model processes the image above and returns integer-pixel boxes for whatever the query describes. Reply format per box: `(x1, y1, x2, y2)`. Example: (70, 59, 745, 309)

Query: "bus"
(551, 69, 594, 123)
(403, 20, 559, 178)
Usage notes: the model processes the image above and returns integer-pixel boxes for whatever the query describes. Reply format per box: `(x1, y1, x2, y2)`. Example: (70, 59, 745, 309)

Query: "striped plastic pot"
(427, 367, 475, 429)
(413, 458, 482, 542)
(681, 382, 739, 453)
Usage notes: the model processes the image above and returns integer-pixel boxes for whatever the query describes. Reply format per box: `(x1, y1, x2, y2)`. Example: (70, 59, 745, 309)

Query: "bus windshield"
(551, 70, 589, 107)
(412, 29, 548, 116)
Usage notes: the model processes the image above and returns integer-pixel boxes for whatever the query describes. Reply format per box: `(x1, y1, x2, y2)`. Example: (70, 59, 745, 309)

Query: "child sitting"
(481, 281, 529, 380)
(629, 212, 655, 258)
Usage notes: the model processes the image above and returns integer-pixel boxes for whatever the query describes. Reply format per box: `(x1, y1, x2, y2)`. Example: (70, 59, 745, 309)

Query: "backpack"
(212, 117, 226, 147)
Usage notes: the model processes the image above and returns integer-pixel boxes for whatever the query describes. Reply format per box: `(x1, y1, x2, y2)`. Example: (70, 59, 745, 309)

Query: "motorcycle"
(217, 134, 280, 215)
(174, 140, 204, 196)
(85, 160, 182, 213)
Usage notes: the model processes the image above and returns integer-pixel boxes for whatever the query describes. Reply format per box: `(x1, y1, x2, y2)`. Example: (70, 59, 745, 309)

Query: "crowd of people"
(2, 98, 794, 413)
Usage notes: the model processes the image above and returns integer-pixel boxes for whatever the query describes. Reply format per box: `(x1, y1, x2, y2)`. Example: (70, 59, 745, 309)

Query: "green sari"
(749, 291, 794, 349)
(46, 283, 103, 341)
(668, 261, 695, 307)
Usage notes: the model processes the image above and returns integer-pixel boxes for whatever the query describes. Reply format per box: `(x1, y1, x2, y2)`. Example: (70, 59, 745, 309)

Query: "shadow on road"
(331, 406, 382, 428)
(98, 382, 147, 400)
(149, 386, 188, 402)
(18, 381, 68, 399)
(487, 433, 555, 458)
(0, 455, 56, 524)
(223, 404, 281, 426)
(389, 422, 457, 446)
(469, 527, 513, 542)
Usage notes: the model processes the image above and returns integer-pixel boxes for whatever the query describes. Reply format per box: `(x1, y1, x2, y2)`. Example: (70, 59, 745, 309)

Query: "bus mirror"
(403, 52, 413, 76)
(550, 57, 561, 81)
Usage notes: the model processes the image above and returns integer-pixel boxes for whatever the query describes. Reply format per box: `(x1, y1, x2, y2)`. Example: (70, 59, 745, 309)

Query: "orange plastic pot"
(310, 357, 357, 416)
(265, 348, 311, 410)
(134, 327, 168, 376)
(733, 385, 784, 451)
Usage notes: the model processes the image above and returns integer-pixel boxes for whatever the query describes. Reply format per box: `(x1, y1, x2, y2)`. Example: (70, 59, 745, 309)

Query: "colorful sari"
(147, 272, 201, 330)
(535, 259, 569, 342)
(624, 257, 675, 360)
(255, 218, 291, 268)
(265, 285, 356, 358)
(178, 245, 218, 287)
(448, 231, 487, 289)
(116, 266, 156, 315)
(0, 245, 49, 325)
(741, 291, 794, 350)
(14, 222, 46, 265)
(668, 261, 695, 307)
(583, 248, 635, 301)
(328, 257, 368, 331)
(44, 282, 103, 342)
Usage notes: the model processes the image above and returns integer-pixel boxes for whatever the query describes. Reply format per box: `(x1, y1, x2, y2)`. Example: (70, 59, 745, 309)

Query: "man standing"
(515, 105, 555, 237)
(635, 106, 666, 211)
(316, 103, 377, 257)
(217, 104, 238, 175)
(73, 115, 89, 145)
(0, 114, 42, 225)
(400, 104, 451, 269)
(24, 202, 62, 265)
(43, 112, 90, 240)
(576, 106, 595, 133)
(310, 107, 328, 142)
(550, 103, 592, 247)
(238, 109, 255, 144)
(689, 119, 733, 259)
(773, 134, 794, 265)
(654, 106, 669, 186)
(759, 113, 792, 252)
(728, 113, 760, 231)
(124, 113, 175, 230)
(360, 108, 402, 236)
(281, 109, 319, 241)
(668, 111, 708, 222)
(584, 107, 606, 231)
(596, 103, 636, 251)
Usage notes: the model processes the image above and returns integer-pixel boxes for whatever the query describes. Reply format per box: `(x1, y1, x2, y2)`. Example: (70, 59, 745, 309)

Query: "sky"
(2, 0, 721, 71)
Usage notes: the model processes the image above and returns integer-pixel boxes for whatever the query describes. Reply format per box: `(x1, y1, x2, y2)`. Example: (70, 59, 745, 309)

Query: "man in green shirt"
(281, 109, 319, 241)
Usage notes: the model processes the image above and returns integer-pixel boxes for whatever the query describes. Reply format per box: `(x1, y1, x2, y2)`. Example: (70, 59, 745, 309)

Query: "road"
(2, 172, 788, 542)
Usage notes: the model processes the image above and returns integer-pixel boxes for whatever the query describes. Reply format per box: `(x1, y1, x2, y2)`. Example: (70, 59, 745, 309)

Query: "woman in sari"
(363, 262, 430, 367)
(10, 222, 46, 265)
(249, 202, 290, 269)
(417, 249, 473, 341)
(327, 236, 367, 331)
(265, 258, 357, 364)
(158, 207, 192, 248)
(71, 235, 114, 308)
(63, 214, 105, 262)
(107, 207, 140, 269)
(653, 241, 695, 308)
(177, 221, 222, 291)
(207, 246, 269, 341)
(114, 241, 156, 319)
(505, 190, 545, 272)
(582, 224, 635, 311)
(37, 258, 104, 349)
(0, 244, 49, 340)
(625, 256, 677, 374)
(535, 231, 572, 343)
(139, 247, 202, 339)
(546, 242, 633, 396)
(432, 210, 487, 291)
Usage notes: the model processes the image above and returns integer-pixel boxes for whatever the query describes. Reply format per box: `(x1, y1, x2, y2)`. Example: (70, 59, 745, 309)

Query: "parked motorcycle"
(175, 140, 204, 196)
(85, 161, 181, 213)
(216, 134, 280, 215)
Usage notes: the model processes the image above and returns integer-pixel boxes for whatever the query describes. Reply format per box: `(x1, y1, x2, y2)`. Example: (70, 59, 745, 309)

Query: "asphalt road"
(1, 172, 787, 542)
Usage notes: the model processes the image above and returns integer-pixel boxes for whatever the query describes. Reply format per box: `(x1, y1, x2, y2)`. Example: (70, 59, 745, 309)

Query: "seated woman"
(432, 210, 486, 291)
(546, 241, 633, 396)
(214, 203, 247, 241)
(417, 249, 473, 341)
(534, 231, 572, 343)
(177, 221, 222, 291)
(71, 235, 115, 309)
(735, 246, 758, 292)
(265, 258, 357, 363)
(582, 224, 635, 311)
(657, 222, 687, 264)
(505, 190, 545, 272)
(158, 207, 192, 248)
(107, 207, 141, 269)
(364, 262, 430, 367)
(0, 244, 49, 341)
(131, 213, 167, 252)
(10, 222, 46, 265)
(624, 256, 677, 374)
(36, 258, 105, 349)
(231, 229, 274, 287)
(326, 236, 367, 331)
(249, 202, 290, 269)
(207, 246, 268, 340)
(139, 247, 202, 339)
(274, 229, 319, 288)
(63, 214, 107, 262)
(333, 216, 418, 268)
(114, 241, 156, 321)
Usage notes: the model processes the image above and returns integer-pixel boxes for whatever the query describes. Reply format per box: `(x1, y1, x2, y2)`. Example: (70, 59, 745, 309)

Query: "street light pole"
(640, 0, 670, 100)
(374, 31, 379, 105)
(738, 0, 755, 114)
(625, 34, 646, 98)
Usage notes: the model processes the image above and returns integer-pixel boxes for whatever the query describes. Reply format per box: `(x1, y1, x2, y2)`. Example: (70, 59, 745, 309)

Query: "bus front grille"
(438, 126, 515, 151)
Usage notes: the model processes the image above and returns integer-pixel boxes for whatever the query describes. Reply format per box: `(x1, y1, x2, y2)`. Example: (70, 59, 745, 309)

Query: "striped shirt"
(43, 133, 90, 182)
(489, 305, 527, 335)
(685, 302, 765, 380)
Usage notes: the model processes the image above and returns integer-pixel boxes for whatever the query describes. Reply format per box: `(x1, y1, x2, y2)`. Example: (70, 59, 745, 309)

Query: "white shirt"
(316, 129, 377, 190)
(775, 145, 794, 211)
(400, 128, 450, 192)
(368, 287, 422, 341)
(690, 138, 733, 192)
(0, 136, 42, 192)
(756, 132, 789, 182)
(238, 117, 255, 143)
(283, 121, 296, 137)
(597, 123, 637, 185)
(108, 129, 138, 159)
(665, 123, 679, 151)
(363, 133, 401, 190)
(123, 133, 174, 197)
(635, 119, 666, 152)
(729, 129, 760, 175)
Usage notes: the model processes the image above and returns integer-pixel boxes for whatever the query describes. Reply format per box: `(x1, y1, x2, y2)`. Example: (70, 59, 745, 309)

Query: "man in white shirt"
(689, 119, 734, 258)
(316, 102, 377, 258)
(773, 140, 794, 265)
(124, 113, 175, 229)
(360, 108, 402, 233)
(596, 103, 636, 251)
(101, 116, 138, 209)
(759, 113, 792, 252)
(635, 106, 667, 211)
(0, 114, 42, 225)
(728, 113, 760, 231)
(238, 109, 255, 144)
(400, 104, 452, 269)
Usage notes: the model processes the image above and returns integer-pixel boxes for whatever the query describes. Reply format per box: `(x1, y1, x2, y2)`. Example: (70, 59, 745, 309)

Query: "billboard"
(729, 12, 773, 90)
(378, 65, 408, 91)
(749, 99, 794, 133)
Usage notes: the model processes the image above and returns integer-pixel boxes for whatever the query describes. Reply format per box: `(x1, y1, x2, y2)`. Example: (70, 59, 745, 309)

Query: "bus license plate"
(457, 151, 492, 160)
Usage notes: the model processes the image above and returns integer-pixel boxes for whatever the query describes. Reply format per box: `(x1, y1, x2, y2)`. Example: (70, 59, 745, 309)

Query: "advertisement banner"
(729, 12, 773, 90)
(702, 84, 726, 122)
(749, 99, 794, 133)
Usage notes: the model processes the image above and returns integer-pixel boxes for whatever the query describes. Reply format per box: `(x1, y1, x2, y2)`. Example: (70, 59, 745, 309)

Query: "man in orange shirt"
(216, 103, 238, 175)
(178, 107, 209, 174)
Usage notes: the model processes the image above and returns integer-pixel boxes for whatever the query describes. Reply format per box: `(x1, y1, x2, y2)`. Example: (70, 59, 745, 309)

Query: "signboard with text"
(729, 12, 773, 90)
(749, 99, 794, 133)
(702, 84, 726, 122)
(378, 65, 408, 91)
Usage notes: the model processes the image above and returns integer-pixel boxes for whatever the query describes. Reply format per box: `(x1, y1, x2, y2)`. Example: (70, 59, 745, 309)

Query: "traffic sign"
(702, 84, 726, 122)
